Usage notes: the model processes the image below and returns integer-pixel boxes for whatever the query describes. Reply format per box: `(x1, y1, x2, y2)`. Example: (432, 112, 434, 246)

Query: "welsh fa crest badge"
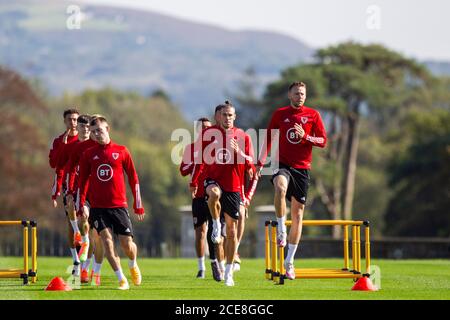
(112, 153, 119, 160)
(301, 117, 308, 124)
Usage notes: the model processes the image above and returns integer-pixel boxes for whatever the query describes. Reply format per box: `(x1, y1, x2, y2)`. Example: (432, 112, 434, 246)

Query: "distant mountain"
(423, 61, 450, 77)
(0, 0, 314, 119)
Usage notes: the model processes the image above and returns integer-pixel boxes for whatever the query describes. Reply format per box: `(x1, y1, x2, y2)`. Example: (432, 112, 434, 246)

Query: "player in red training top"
(180, 117, 223, 281)
(49, 108, 82, 275)
(191, 101, 255, 287)
(257, 81, 327, 280)
(76, 116, 145, 290)
(64, 114, 104, 285)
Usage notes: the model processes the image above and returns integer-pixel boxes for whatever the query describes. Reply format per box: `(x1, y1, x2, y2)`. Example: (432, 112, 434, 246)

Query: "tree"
(227, 66, 264, 129)
(384, 108, 450, 236)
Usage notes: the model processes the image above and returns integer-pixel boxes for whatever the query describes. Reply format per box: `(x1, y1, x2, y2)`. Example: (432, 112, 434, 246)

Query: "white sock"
(213, 218, 220, 229)
(198, 256, 206, 271)
(277, 216, 286, 232)
(81, 235, 89, 243)
(70, 220, 80, 233)
(210, 258, 218, 263)
(286, 243, 298, 264)
(128, 259, 137, 268)
(114, 269, 125, 282)
(225, 264, 233, 278)
(70, 248, 80, 263)
(82, 258, 91, 271)
(92, 261, 102, 274)
(219, 260, 225, 272)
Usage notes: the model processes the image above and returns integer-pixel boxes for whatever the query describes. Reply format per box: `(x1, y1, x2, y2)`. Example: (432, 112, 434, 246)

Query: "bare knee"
(275, 183, 287, 197)
(208, 187, 221, 202)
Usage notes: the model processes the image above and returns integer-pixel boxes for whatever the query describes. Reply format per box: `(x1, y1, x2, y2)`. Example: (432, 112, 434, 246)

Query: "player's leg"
(194, 223, 207, 278)
(234, 205, 246, 271)
(206, 183, 222, 244)
(78, 204, 91, 282)
(192, 198, 207, 278)
(78, 205, 91, 263)
(206, 214, 222, 281)
(90, 228, 104, 286)
(217, 214, 226, 280)
(284, 197, 305, 280)
(67, 217, 80, 276)
(273, 174, 289, 246)
(99, 227, 129, 289)
(65, 194, 81, 246)
(224, 213, 238, 286)
(114, 208, 141, 286)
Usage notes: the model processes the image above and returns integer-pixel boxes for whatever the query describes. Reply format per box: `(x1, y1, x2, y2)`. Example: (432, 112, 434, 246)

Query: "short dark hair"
(77, 114, 91, 125)
(90, 115, 108, 126)
(215, 100, 234, 113)
(63, 108, 79, 118)
(197, 117, 211, 123)
(288, 82, 306, 91)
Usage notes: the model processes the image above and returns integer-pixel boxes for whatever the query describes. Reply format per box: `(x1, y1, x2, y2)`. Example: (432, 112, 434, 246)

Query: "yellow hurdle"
(365, 225, 371, 275)
(264, 219, 371, 285)
(264, 221, 271, 279)
(0, 220, 38, 285)
(343, 225, 349, 270)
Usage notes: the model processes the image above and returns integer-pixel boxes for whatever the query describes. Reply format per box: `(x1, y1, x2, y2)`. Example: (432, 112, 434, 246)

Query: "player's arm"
(189, 138, 205, 194)
(51, 144, 69, 204)
(179, 145, 194, 177)
(48, 137, 60, 169)
(123, 148, 145, 220)
(302, 111, 327, 148)
(257, 111, 279, 168)
(76, 151, 91, 214)
(67, 147, 81, 195)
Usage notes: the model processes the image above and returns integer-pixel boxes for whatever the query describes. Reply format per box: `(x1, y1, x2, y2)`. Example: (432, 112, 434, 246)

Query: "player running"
(65, 115, 104, 285)
(77, 116, 146, 290)
(180, 117, 223, 280)
(49, 108, 82, 275)
(191, 101, 255, 286)
(257, 82, 327, 280)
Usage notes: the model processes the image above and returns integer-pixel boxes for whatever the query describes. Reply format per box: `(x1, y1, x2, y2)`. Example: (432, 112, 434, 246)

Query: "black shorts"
(271, 163, 310, 204)
(89, 207, 134, 237)
(192, 197, 209, 228)
(204, 178, 241, 220)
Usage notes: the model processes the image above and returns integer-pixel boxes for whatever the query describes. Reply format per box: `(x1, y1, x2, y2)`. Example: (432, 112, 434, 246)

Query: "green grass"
(0, 257, 449, 300)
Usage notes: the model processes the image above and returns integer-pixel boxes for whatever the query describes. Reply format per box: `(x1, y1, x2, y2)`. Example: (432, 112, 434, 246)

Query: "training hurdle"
(0, 221, 38, 285)
(265, 220, 371, 285)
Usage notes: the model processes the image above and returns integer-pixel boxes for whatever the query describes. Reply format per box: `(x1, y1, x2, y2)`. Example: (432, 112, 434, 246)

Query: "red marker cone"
(351, 276, 378, 291)
(45, 277, 72, 291)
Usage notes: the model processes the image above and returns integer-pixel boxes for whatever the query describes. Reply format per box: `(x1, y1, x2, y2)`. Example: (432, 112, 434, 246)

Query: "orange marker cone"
(45, 277, 72, 291)
(351, 276, 378, 291)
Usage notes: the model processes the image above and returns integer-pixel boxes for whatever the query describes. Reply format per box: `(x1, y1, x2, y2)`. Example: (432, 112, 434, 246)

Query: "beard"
(291, 100, 303, 107)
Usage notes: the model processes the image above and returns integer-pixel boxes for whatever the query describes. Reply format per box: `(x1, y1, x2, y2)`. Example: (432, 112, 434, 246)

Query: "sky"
(77, 0, 450, 61)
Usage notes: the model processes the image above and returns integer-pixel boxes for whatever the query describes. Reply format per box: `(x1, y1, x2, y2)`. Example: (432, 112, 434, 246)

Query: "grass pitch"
(0, 257, 449, 300)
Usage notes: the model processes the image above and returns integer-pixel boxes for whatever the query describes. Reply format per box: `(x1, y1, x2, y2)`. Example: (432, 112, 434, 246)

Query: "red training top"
(180, 142, 208, 198)
(48, 132, 78, 169)
(66, 138, 97, 195)
(191, 125, 256, 194)
(51, 134, 79, 200)
(76, 141, 144, 215)
(258, 105, 327, 169)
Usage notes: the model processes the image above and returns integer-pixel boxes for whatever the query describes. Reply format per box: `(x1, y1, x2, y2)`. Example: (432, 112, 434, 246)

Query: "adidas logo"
(125, 228, 131, 233)
(284, 118, 290, 123)
(93, 155, 99, 160)
(300, 197, 306, 202)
